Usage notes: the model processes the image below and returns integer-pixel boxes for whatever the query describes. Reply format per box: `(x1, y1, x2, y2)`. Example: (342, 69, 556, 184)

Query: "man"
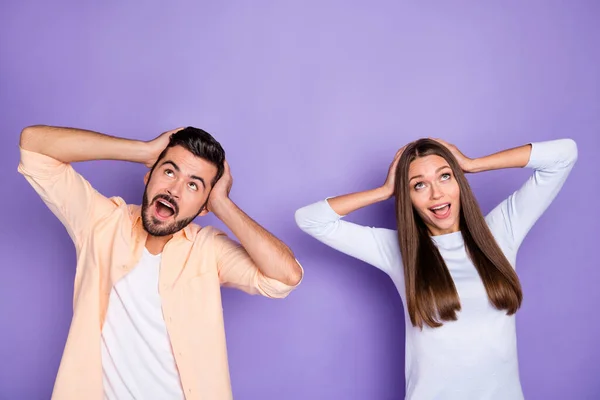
(18, 125, 303, 399)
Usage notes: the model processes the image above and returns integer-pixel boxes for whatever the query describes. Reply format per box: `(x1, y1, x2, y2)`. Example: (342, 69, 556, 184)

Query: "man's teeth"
(158, 200, 174, 210)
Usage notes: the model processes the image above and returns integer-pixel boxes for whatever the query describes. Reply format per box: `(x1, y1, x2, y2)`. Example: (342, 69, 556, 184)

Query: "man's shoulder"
(188, 222, 229, 242)
(96, 199, 142, 223)
(125, 202, 141, 214)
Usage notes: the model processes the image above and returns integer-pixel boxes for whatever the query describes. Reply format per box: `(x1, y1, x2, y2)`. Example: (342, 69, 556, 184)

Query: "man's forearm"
(212, 198, 302, 286)
(19, 125, 151, 164)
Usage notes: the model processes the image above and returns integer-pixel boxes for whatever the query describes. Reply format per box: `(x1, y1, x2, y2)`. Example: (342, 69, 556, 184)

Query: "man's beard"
(141, 187, 197, 237)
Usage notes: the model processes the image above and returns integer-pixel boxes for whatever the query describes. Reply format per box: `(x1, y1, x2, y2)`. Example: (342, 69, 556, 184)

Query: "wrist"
(465, 158, 480, 173)
(209, 196, 235, 218)
(136, 141, 154, 165)
(376, 185, 394, 201)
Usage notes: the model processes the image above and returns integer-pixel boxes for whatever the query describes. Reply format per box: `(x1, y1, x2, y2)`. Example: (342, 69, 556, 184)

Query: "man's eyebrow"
(160, 160, 206, 189)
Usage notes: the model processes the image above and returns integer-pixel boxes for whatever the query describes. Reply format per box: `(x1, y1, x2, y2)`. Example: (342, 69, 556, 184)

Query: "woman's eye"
(414, 182, 425, 190)
(441, 173, 451, 181)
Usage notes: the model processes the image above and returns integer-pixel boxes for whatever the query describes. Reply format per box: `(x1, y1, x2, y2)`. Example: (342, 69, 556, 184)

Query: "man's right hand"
(144, 127, 184, 168)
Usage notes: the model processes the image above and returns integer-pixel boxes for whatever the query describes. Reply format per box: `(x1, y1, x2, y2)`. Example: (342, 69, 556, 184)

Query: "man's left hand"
(207, 160, 233, 213)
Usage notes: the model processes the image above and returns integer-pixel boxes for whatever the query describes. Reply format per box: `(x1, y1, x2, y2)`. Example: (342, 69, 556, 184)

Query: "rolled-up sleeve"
(18, 147, 116, 248)
(214, 231, 302, 298)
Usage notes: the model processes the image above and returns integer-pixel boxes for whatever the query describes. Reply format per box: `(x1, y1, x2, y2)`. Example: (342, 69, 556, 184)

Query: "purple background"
(1, 1, 598, 399)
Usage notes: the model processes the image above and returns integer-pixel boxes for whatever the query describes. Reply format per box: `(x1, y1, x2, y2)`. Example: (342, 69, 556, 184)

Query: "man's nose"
(166, 183, 182, 199)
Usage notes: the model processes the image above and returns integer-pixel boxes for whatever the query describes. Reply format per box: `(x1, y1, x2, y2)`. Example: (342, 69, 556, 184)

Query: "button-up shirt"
(18, 147, 302, 399)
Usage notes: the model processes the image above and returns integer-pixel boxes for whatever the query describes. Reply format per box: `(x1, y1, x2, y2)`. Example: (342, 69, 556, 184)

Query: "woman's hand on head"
(431, 138, 474, 173)
(382, 146, 406, 197)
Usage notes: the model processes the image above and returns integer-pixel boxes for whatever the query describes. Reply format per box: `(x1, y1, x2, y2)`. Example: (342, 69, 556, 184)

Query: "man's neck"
(145, 234, 172, 255)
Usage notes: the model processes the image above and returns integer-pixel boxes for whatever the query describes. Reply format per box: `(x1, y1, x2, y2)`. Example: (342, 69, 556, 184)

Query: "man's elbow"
(292, 264, 304, 286)
(19, 125, 45, 151)
(282, 259, 304, 287)
(257, 261, 304, 298)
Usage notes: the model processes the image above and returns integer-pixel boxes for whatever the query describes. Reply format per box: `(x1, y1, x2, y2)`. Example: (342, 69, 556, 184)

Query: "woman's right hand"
(325, 145, 406, 216)
(382, 146, 406, 198)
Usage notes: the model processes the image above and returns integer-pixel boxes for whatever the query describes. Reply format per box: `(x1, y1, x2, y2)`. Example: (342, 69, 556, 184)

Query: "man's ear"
(198, 189, 214, 217)
(144, 171, 150, 185)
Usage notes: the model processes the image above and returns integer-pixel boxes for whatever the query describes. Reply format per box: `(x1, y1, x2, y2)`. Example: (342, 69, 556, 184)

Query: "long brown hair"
(394, 138, 522, 329)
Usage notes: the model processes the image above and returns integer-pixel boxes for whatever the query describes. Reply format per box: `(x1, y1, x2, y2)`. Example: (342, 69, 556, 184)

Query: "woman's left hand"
(432, 138, 475, 173)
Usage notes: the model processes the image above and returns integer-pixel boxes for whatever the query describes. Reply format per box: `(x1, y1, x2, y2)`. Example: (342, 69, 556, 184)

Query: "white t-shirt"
(295, 139, 577, 399)
(101, 248, 184, 400)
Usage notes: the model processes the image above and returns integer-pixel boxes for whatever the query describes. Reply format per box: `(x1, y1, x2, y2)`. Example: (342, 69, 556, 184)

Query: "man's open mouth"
(154, 198, 176, 219)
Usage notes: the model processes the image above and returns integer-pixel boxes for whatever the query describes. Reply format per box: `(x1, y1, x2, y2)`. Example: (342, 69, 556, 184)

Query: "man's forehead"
(161, 146, 217, 176)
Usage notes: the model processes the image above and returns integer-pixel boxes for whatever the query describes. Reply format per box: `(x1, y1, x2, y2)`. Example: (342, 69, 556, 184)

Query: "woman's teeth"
(431, 204, 450, 215)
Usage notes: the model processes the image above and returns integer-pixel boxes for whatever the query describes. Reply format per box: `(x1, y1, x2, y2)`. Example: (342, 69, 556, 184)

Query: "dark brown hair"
(394, 138, 522, 328)
(151, 126, 225, 187)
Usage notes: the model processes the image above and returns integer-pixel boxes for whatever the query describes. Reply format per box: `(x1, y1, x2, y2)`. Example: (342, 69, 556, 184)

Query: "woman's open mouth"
(429, 203, 451, 219)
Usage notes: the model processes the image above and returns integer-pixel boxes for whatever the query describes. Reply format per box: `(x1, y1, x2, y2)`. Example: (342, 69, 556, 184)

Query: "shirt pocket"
(185, 269, 224, 316)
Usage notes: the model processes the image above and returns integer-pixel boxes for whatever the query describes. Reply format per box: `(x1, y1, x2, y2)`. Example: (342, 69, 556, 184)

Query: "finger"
(434, 138, 453, 149)
(393, 146, 405, 160)
(391, 151, 403, 168)
(163, 127, 184, 136)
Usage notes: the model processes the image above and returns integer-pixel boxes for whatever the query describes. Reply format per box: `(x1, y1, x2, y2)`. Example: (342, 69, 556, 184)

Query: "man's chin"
(143, 217, 195, 238)
(142, 217, 174, 237)
(146, 228, 171, 237)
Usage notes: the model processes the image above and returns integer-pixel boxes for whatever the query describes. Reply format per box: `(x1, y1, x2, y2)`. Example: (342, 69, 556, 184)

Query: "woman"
(295, 137, 577, 399)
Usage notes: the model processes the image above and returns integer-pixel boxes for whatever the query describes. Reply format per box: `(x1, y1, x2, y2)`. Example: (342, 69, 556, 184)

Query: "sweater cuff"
(525, 139, 578, 170)
(323, 197, 346, 218)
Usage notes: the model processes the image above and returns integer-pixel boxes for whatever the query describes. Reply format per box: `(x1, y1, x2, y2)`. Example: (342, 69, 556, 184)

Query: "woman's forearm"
(467, 143, 532, 173)
(326, 186, 392, 216)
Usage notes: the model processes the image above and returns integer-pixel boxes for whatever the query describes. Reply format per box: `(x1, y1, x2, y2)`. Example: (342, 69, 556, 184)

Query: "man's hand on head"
(144, 127, 185, 168)
(207, 160, 233, 215)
